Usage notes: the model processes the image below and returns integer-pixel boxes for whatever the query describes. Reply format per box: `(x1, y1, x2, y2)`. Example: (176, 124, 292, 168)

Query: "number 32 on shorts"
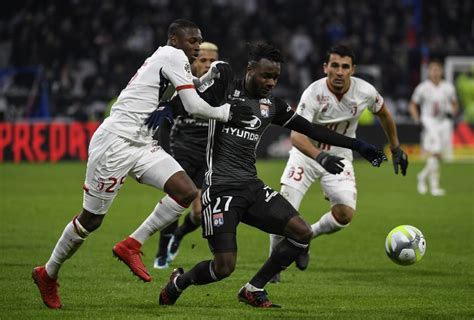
(287, 166, 304, 181)
(97, 176, 127, 193)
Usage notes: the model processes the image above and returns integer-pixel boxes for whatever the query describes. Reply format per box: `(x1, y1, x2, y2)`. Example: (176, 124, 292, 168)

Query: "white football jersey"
(101, 46, 194, 144)
(411, 80, 457, 125)
(292, 77, 384, 160)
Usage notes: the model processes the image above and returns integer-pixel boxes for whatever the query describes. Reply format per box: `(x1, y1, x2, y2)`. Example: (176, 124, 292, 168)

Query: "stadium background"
(1, 0, 473, 162)
(0, 1, 473, 319)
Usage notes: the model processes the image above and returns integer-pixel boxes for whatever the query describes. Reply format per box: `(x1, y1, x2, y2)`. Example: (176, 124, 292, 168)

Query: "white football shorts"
(421, 119, 452, 155)
(83, 126, 183, 215)
(280, 151, 357, 210)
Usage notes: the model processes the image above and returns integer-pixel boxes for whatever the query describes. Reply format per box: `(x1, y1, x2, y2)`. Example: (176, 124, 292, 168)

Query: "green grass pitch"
(0, 160, 473, 319)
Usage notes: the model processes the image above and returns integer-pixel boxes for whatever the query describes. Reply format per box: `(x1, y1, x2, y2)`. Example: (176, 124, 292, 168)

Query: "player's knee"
(332, 205, 354, 225)
(180, 187, 198, 207)
(213, 260, 235, 279)
(164, 172, 198, 207)
(78, 209, 105, 232)
(213, 254, 236, 279)
(295, 225, 313, 243)
(285, 216, 312, 244)
(191, 210, 202, 224)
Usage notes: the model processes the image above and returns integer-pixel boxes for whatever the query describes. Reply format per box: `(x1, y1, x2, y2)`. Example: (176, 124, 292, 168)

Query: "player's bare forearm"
(376, 104, 400, 149)
(408, 101, 420, 124)
(290, 131, 321, 159)
(451, 101, 459, 116)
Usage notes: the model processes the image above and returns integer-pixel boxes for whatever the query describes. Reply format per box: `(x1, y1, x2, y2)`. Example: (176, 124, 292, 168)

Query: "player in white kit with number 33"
(32, 19, 254, 309)
(269, 44, 408, 281)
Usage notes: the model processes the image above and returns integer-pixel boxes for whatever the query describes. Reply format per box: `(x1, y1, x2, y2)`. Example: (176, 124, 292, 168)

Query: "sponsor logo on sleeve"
(184, 63, 192, 80)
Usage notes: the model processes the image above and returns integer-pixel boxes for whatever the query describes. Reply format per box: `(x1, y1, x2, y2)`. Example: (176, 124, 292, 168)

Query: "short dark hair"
(326, 44, 356, 65)
(167, 19, 199, 37)
(428, 58, 443, 67)
(248, 42, 284, 65)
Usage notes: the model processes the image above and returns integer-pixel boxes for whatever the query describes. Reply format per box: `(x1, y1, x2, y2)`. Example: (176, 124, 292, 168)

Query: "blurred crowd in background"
(0, 0, 473, 122)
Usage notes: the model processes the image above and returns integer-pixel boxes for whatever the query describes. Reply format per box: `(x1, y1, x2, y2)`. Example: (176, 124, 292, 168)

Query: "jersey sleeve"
(411, 84, 423, 104)
(171, 67, 234, 117)
(367, 86, 384, 113)
(162, 52, 194, 91)
(295, 87, 318, 122)
(272, 98, 296, 127)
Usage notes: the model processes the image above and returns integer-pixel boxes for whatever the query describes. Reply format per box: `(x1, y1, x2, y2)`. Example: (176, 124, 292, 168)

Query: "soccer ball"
(385, 225, 426, 266)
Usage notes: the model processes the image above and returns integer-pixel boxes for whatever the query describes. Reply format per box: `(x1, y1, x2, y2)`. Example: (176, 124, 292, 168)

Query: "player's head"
(324, 44, 356, 92)
(192, 42, 219, 77)
(428, 59, 443, 83)
(167, 19, 203, 63)
(245, 42, 284, 98)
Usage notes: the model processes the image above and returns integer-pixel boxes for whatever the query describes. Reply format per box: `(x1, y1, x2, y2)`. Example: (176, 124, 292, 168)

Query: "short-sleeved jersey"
(411, 80, 457, 125)
(101, 46, 194, 144)
(204, 79, 295, 187)
(293, 76, 384, 160)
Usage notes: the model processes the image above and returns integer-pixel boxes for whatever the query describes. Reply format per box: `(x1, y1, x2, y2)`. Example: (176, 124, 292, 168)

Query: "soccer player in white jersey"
(409, 60, 458, 196)
(32, 19, 253, 309)
(269, 44, 408, 281)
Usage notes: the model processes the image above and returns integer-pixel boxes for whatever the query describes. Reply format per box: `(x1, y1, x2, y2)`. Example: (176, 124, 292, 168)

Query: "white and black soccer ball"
(385, 225, 426, 266)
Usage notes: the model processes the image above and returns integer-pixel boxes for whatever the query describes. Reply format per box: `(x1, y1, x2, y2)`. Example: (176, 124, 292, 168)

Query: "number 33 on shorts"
(287, 166, 304, 181)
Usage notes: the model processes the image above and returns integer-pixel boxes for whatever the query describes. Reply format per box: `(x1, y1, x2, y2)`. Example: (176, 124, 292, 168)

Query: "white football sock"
(418, 156, 432, 181)
(311, 211, 347, 238)
(428, 157, 441, 190)
(45, 217, 90, 278)
(131, 195, 186, 244)
(245, 282, 264, 292)
(268, 185, 305, 256)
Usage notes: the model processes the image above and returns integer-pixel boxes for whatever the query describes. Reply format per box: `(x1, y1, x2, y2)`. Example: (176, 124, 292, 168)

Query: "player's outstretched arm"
(291, 130, 345, 174)
(193, 61, 231, 88)
(285, 114, 387, 167)
(179, 89, 230, 122)
(375, 104, 408, 175)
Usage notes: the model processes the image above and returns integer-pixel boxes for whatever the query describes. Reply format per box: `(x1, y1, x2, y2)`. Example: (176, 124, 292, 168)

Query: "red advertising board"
(0, 122, 100, 162)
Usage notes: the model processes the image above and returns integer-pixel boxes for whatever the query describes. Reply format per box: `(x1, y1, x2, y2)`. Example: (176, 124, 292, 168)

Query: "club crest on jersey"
(260, 104, 269, 117)
(321, 103, 329, 113)
(350, 104, 358, 116)
(233, 89, 241, 97)
(259, 98, 271, 118)
(213, 213, 224, 227)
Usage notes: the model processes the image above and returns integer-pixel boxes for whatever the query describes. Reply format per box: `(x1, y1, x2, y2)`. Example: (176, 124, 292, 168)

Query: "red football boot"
(113, 237, 151, 282)
(32, 266, 62, 309)
(238, 286, 281, 308)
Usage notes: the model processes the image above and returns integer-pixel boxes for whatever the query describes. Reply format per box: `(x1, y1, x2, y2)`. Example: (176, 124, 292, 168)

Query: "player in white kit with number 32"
(269, 44, 408, 281)
(32, 19, 253, 309)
